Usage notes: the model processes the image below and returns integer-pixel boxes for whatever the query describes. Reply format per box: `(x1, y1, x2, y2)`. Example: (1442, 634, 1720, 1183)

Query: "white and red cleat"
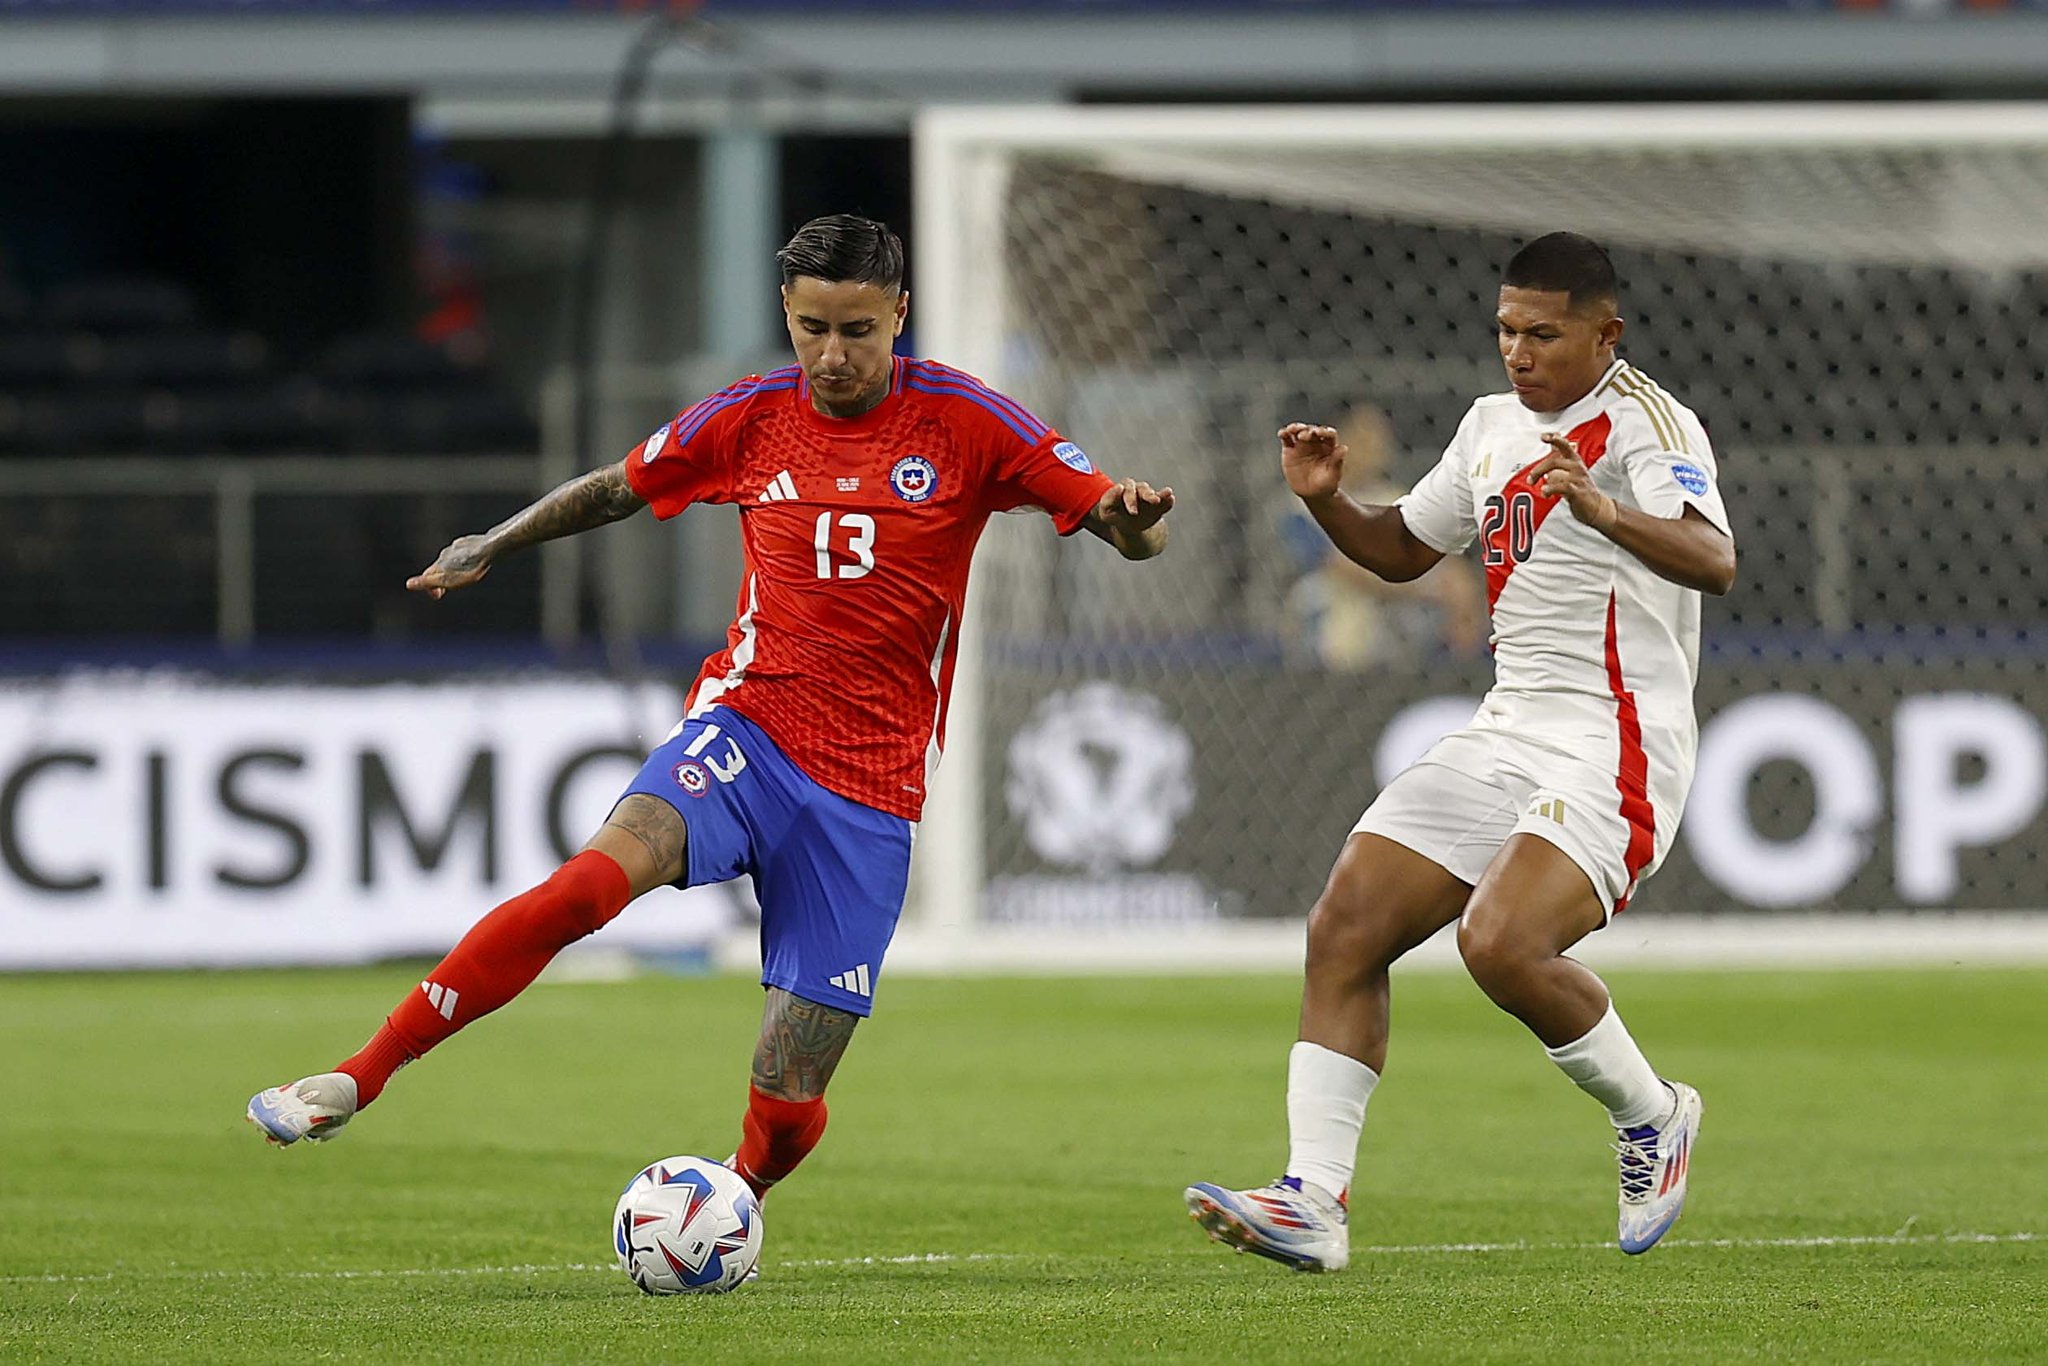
(1184, 1175, 1350, 1273)
(246, 1073, 359, 1146)
(1616, 1080, 1702, 1254)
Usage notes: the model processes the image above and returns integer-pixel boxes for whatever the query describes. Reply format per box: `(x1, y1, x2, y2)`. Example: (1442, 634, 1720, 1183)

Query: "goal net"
(909, 105, 2048, 945)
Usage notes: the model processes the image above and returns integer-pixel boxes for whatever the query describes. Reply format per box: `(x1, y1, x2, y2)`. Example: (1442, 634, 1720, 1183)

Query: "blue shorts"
(620, 706, 912, 1017)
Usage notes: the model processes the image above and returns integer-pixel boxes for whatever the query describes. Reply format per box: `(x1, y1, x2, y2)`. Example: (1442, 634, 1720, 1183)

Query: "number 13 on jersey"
(814, 512, 875, 580)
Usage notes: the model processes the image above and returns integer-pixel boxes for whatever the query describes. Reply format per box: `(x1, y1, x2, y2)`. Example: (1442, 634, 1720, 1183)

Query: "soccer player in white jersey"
(1186, 231, 1736, 1270)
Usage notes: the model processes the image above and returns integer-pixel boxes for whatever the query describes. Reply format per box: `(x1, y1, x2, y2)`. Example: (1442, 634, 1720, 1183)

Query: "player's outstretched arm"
(1281, 422, 1443, 583)
(1083, 476, 1175, 561)
(407, 460, 647, 598)
(1527, 434, 1737, 595)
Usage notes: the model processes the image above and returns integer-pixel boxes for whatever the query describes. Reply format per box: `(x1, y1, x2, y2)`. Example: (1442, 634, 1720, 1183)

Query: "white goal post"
(905, 103, 2048, 967)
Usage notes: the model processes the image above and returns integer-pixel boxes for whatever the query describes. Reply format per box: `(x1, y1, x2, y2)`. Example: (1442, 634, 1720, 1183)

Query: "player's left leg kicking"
(244, 792, 681, 1145)
(247, 705, 911, 1233)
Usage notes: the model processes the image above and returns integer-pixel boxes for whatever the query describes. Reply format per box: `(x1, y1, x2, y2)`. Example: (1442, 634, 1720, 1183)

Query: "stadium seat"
(156, 382, 333, 456)
(324, 382, 536, 455)
(317, 331, 469, 387)
(0, 330, 94, 388)
(1, 389, 165, 455)
(41, 275, 201, 332)
(382, 385, 539, 453)
(88, 329, 270, 386)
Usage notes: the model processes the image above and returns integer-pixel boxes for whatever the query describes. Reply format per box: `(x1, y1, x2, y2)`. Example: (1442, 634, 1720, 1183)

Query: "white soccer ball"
(612, 1155, 764, 1294)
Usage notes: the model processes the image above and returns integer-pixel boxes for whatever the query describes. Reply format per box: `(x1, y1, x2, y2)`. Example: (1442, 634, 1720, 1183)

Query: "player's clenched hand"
(1094, 476, 1175, 531)
(1279, 422, 1346, 501)
(406, 534, 494, 599)
(1529, 433, 1619, 533)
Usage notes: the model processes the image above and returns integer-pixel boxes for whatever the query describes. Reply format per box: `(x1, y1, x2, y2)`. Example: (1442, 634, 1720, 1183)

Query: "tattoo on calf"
(753, 988, 859, 1100)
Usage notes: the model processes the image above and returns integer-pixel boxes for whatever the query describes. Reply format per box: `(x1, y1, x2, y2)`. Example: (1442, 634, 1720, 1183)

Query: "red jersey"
(625, 356, 1115, 821)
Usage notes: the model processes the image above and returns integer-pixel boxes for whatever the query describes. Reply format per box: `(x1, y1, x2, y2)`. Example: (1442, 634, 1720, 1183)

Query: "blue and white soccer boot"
(246, 1072, 359, 1147)
(1615, 1080, 1702, 1254)
(1184, 1176, 1349, 1273)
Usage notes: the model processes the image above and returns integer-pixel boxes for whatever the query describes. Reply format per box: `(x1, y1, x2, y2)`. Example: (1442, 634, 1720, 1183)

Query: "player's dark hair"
(776, 215, 905, 291)
(1502, 232, 1618, 312)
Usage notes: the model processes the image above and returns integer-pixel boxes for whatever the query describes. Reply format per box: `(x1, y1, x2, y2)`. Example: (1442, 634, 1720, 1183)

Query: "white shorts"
(1351, 724, 1673, 918)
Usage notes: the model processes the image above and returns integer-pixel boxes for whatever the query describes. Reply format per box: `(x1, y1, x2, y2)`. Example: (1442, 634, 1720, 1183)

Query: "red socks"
(331, 846, 835, 1202)
(733, 1087, 829, 1198)
(336, 850, 633, 1107)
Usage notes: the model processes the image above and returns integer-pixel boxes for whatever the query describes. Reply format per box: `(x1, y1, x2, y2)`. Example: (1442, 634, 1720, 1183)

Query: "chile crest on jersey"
(889, 455, 939, 504)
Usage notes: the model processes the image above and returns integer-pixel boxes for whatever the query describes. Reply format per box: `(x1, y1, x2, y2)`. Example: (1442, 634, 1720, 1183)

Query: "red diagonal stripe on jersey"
(1484, 412, 1612, 613)
(1604, 590, 1657, 913)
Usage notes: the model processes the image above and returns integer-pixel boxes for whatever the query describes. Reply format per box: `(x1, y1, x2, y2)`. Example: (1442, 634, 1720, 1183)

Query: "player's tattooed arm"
(1083, 476, 1175, 560)
(752, 989, 860, 1101)
(407, 460, 647, 597)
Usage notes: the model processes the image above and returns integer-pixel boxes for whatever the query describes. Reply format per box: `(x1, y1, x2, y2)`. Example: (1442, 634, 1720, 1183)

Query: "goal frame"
(906, 100, 2048, 950)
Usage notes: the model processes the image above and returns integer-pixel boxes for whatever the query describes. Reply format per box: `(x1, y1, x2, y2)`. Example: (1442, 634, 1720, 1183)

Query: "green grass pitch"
(2, 963, 2044, 1363)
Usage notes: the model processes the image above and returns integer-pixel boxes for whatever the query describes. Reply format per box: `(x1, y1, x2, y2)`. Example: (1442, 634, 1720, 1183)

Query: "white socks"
(1285, 1040, 1378, 1201)
(1545, 1004, 1673, 1129)
(1282, 1010, 1665, 1201)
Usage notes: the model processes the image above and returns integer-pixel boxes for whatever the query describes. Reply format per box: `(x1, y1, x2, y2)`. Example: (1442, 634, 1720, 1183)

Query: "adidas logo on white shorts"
(826, 964, 872, 998)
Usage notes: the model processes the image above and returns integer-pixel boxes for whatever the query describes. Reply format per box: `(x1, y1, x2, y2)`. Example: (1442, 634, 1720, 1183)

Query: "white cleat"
(1184, 1177, 1350, 1273)
(246, 1072, 359, 1147)
(1616, 1080, 1702, 1255)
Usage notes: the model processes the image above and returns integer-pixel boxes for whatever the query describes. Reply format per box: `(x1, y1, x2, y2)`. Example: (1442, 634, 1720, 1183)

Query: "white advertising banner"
(0, 675, 744, 969)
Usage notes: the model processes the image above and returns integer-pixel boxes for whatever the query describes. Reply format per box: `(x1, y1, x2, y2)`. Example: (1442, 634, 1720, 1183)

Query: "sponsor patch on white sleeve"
(1671, 461, 1710, 496)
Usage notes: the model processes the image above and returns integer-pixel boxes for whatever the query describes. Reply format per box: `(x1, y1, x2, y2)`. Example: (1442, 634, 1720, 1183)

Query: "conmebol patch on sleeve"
(641, 423, 671, 463)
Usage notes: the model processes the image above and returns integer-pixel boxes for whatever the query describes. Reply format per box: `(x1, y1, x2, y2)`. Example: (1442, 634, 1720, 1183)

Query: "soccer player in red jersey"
(247, 216, 1175, 1211)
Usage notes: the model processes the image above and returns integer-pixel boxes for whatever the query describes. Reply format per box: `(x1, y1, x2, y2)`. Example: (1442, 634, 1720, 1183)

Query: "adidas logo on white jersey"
(826, 963, 872, 997)
(421, 979, 460, 1021)
(759, 470, 798, 503)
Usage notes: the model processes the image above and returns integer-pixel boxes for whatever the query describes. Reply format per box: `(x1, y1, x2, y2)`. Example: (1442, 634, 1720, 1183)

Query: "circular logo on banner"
(672, 761, 710, 797)
(889, 455, 938, 503)
(1004, 682, 1196, 876)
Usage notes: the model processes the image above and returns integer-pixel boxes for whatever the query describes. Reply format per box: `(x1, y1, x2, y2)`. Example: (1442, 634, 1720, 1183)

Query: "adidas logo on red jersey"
(759, 471, 798, 503)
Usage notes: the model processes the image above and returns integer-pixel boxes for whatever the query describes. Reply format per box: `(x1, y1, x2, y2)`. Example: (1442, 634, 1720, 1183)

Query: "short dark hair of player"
(776, 215, 905, 292)
(1501, 232, 1618, 314)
